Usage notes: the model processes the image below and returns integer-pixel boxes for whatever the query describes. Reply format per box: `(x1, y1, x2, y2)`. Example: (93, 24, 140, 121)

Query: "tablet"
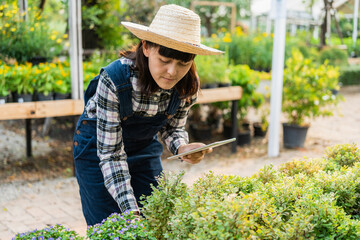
(166, 138, 236, 160)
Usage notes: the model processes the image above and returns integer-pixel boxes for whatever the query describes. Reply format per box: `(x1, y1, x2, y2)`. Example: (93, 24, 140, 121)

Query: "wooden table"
(0, 86, 242, 156)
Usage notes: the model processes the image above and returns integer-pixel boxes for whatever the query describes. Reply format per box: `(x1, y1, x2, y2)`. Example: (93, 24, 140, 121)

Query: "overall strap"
(102, 60, 133, 119)
(166, 90, 181, 117)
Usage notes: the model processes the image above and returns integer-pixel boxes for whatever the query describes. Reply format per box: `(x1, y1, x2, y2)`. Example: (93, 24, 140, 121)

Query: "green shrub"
(319, 47, 349, 66)
(140, 143, 360, 239)
(326, 143, 360, 167)
(278, 157, 327, 177)
(140, 171, 188, 239)
(194, 50, 230, 87)
(339, 65, 360, 86)
(283, 49, 343, 125)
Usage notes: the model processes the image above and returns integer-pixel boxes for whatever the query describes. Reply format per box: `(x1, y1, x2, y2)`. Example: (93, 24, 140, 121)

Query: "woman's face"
(143, 42, 193, 90)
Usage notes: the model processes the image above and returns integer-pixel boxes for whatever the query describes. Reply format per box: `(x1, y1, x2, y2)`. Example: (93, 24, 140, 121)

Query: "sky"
(250, 0, 328, 20)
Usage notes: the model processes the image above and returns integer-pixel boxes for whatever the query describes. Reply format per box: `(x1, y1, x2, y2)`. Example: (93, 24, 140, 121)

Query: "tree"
(164, 0, 252, 36)
(303, 0, 343, 48)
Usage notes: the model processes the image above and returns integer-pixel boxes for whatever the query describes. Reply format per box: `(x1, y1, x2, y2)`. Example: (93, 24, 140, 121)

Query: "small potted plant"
(8, 64, 36, 102)
(253, 105, 269, 137)
(0, 64, 11, 103)
(195, 50, 230, 88)
(0, 3, 67, 64)
(228, 64, 264, 145)
(34, 63, 55, 101)
(282, 49, 343, 148)
(52, 62, 72, 100)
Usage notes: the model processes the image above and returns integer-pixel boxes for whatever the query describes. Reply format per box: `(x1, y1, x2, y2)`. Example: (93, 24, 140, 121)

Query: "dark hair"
(120, 41, 198, 99)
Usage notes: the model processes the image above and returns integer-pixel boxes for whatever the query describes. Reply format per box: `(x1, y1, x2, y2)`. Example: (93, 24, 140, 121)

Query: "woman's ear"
(142, 40, 149, 57)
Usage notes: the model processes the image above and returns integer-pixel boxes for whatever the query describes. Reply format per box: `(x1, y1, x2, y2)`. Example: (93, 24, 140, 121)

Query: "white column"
(68, 0, 83, 100)
(18, 0, 28, 20)
(353, 0, 359, 51)
(268, 0, 287, 157)
(266, 15, 272, 34)
(290, 24, 297, 36)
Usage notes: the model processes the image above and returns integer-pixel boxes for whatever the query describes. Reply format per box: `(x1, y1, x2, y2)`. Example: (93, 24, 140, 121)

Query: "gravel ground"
(0, 85, 359, 198)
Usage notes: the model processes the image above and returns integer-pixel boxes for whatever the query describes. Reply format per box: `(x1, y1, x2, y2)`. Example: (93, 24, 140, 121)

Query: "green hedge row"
(142, 143, 360, 239)
(14, 143, 360, 239)
(339, 65, 360, 86)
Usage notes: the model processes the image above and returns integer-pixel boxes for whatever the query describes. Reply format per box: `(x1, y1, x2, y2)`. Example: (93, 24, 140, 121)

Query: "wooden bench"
(0, 86, 242, 156)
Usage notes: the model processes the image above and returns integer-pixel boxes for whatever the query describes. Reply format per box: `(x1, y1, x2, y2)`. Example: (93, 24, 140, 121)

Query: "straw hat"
(121, 4, 223, 55)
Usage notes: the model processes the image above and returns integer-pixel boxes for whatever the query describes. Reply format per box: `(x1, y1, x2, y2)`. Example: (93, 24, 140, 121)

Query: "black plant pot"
(13, 92, 33, 103)
(36, 92, 54, 101)
(283, 123, 309, 148)
(237, 130, 251, 146)
(53, 92, 71, 100)
(189, 124, 212, 141)
(223, 123, 232, 139)
(0, 95, 11, 104)
(253, 123, 267, 137)
(218, 83, 231, 87)
(202, 83, 218, 89)
(29, 56, 48, 66)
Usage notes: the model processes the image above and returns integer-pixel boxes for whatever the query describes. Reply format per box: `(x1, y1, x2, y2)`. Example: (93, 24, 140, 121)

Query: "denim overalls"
(73, 60, 181, 225)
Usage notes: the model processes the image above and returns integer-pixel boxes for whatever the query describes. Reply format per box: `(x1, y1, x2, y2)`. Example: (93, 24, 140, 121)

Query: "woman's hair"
(120, 41, 198, 99)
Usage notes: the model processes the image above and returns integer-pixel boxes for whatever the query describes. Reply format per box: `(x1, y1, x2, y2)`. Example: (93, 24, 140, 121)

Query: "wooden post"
(190, 1, 237, 32)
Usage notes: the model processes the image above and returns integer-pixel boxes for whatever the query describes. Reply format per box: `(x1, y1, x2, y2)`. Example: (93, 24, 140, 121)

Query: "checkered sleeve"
(160, 93, 198, 154)
(96, 71, 139, 214)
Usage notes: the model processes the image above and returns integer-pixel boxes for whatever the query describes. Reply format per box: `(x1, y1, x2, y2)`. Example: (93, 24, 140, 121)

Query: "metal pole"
(353, 0, 359, 53)
(68, 0, 84, 100)
(231, 100, 238, 153)
(268, 0, 287, 157)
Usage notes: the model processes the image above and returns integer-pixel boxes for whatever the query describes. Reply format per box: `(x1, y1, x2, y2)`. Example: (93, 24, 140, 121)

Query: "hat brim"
(122, 22, 223, 55)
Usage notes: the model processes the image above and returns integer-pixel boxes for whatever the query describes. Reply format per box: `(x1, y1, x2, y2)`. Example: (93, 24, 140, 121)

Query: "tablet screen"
(166, 138, 236, 160)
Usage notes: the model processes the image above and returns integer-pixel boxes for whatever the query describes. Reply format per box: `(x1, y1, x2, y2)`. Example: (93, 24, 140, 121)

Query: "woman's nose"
(167, 62, 177, 76)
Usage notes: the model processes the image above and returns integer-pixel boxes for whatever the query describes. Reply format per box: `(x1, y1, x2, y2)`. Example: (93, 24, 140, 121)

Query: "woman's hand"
(177, 143, 213, 164)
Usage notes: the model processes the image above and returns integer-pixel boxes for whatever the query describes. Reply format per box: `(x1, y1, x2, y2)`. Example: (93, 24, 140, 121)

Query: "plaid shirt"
(85, 57, 197, 213)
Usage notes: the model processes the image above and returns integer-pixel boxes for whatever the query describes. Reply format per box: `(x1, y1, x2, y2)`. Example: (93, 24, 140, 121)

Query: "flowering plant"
(87, 211, 156, 240)
(283, 49, 343, 126)
(0, 2, 68, 63)
(12, 224, 83, 240)
(0, 62, 11, 97)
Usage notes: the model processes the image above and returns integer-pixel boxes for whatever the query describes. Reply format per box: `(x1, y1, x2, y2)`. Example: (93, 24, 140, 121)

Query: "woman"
(73, 4, 223, 226)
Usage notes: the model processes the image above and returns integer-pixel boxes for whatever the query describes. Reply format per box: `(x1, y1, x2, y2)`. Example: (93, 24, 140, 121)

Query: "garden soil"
(0, 85, 359, 238)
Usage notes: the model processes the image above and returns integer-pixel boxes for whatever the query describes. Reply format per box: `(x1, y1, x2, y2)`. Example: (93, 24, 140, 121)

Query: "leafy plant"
(87, 211, 156, 240)
(0, 63, 10, 97)
(282, 49, 343, 126)
(0, 2, 67, 63)
(319, 46, 349, 66)
(6, 63, 36, 95)
(195, 49, 230, 87)
(325, 143, 360, 167)
(140, 171, 188, 239)
(228, 64, 264, 124)
(12, 224, 83, 240)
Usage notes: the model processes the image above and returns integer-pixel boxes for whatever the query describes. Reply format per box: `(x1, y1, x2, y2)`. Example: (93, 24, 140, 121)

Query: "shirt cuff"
(172, 138, 188, 154)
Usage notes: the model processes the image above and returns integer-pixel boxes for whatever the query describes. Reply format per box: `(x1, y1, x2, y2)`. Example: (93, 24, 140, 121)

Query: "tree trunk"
(320, 0, 328, 48)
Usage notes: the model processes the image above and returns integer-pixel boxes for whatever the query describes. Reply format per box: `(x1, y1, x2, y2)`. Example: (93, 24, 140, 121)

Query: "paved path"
(1, 86, 359, 240)
(0, 178, 86, 240)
